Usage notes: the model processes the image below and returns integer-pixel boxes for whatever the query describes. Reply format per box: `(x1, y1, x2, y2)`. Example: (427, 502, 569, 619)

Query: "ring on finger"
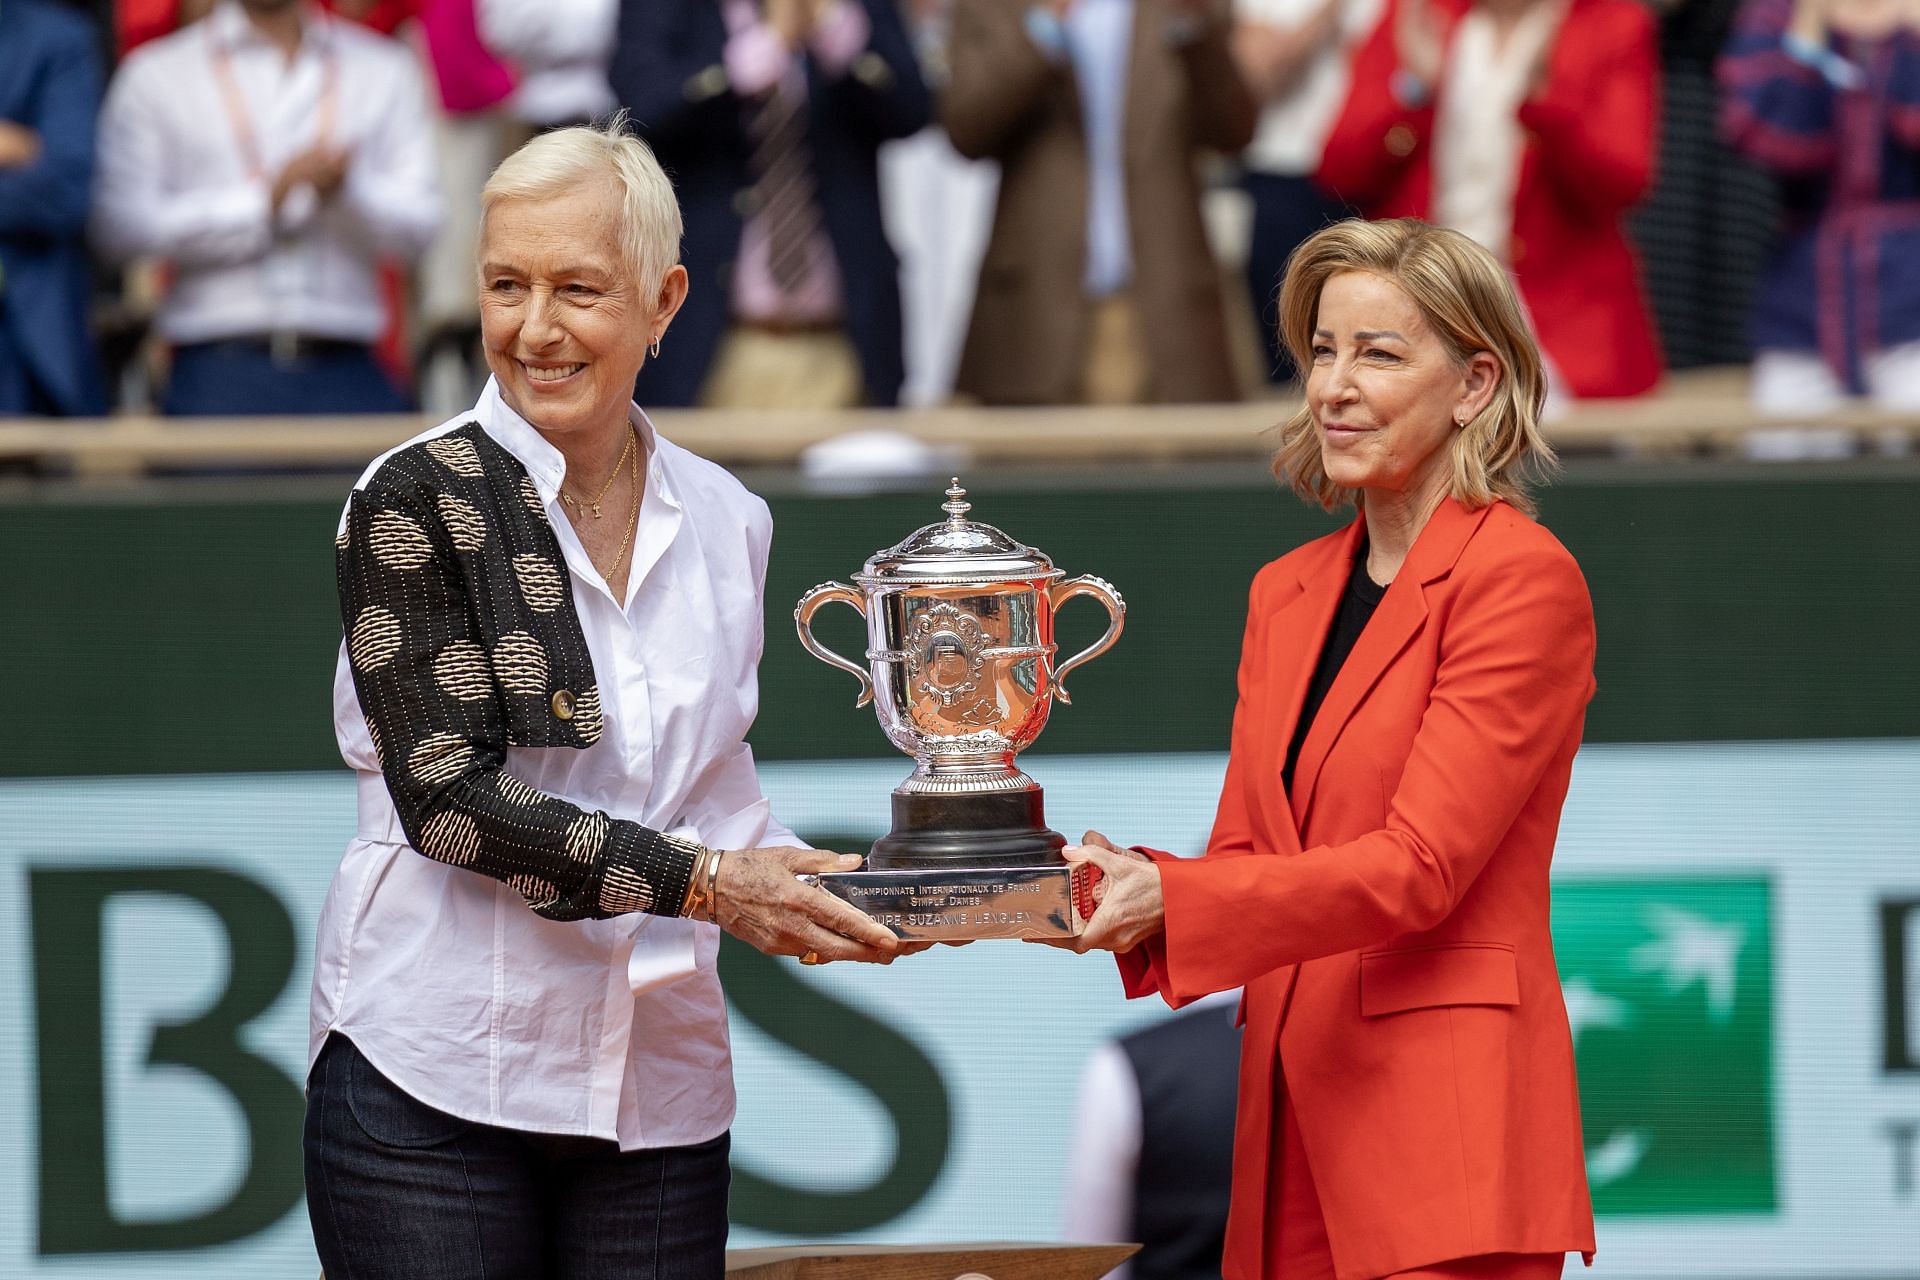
(800, 950, 821, 966)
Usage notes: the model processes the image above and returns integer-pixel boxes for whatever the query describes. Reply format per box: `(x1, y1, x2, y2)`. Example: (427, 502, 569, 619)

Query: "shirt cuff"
(1024, 6, 1069, 62)
(1782, 33, 1861, 89)
(598, 822, 700, 918)
(725, 21, 791, 98)
(191, 180, 277, 255)
(809, 0, 872, 76)
(275, 181, 320, 236)
(1391, 66, 1432, 109)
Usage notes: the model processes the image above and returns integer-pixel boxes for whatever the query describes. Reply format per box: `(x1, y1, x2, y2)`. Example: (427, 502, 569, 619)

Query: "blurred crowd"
(3, 0, 1920, 420)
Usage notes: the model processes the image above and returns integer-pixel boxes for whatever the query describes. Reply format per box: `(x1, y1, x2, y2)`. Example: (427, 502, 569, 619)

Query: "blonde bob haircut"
(479, 113, 683, 300)
(1273, 218, 1555, 516)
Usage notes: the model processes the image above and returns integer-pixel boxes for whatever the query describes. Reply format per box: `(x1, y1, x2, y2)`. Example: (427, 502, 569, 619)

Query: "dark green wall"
(3, 459, 1916, 780)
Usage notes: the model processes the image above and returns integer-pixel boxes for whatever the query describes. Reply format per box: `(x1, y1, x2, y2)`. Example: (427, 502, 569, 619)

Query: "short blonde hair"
(479, 114, 683, 299)
(1272, 218, 1555, 515)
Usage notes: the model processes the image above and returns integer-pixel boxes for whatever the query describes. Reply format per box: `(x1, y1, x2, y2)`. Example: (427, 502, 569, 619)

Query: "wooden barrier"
(1, 368, 1914, 478)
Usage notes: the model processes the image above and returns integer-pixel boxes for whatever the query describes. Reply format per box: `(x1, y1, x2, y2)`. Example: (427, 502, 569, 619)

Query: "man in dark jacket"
(610, 0, 931, 408)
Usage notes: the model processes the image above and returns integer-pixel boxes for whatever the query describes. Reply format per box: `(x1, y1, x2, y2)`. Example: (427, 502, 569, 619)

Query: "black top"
(1282, 547, 1387, 797)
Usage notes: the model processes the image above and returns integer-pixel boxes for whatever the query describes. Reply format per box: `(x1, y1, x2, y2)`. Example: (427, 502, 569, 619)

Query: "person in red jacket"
(1318, 0, 1664, 399)
(1050, 219, 1597, 1280)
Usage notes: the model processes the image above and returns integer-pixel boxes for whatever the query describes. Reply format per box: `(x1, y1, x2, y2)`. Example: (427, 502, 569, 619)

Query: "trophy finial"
(942, 478, 971, 524)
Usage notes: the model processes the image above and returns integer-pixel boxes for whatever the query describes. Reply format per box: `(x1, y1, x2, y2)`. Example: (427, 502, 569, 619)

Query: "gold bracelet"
(703, 847, 727, 923)
(673, 837, 715, 919)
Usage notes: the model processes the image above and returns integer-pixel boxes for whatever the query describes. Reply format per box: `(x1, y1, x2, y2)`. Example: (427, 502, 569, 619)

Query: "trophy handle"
(794, 581, 874, 708)
(1048, 574, 1125, 706)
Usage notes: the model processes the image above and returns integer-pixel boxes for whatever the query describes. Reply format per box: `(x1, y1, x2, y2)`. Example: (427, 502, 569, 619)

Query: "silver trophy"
(793, 481, 1125, 940)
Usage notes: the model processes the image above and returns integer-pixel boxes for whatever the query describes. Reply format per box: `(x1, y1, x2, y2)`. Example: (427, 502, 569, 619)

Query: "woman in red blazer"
(1055, 220, 1597, 1279)
(1317, 0, 1662, 399)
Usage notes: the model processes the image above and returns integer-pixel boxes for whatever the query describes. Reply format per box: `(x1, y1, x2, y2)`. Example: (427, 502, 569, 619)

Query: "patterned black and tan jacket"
(336, 421, 699, 922)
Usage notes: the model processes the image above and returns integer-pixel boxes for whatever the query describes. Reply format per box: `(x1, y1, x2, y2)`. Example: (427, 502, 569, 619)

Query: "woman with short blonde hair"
(304, 120, 900, 1280)
(1056, 217, 1598, 1279)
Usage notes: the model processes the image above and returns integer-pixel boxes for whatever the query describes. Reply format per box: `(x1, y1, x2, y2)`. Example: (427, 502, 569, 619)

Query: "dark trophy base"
(868, 788, 1067, 867)
(805, 786, 1091, 941)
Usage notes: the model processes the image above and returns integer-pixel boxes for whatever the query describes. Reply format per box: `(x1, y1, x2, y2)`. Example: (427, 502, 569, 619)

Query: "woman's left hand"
(1032, 840, 1166, 955)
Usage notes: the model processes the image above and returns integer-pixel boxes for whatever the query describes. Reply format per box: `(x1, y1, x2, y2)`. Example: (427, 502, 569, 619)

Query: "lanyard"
(206, 19, 341, 183)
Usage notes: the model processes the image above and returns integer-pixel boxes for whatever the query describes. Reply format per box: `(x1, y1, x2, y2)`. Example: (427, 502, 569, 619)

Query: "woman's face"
(478, 182, 685, 441)
(1306, 270, 1492, 501)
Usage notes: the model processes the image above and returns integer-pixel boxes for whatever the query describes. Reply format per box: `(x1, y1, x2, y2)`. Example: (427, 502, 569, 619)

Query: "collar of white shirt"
(474, 376, 687, 610)
(475, 376, 678, 516)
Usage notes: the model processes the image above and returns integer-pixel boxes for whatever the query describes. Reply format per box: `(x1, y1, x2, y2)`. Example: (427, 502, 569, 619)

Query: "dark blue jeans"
(304, 1033, 731, 1280)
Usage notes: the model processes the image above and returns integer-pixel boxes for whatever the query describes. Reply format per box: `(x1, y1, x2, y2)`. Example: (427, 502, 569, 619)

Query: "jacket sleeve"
(332, 47, 442, 263)
(1891, 33, 1920, 149)
(1147, 543, 1596, 1003)
(0, 11, 100, 239)
(1116, 566, 1280, 1002)
(1315, 0, 1434, 208)
(610, 0, 748, 149)
(942, 0, 1068, 160)
(338, 478, 699, 922)
(1177, 12, 1260, 153)
(1516, 1, 1657, 216)
(813, 0, 934, 144)
(1716, 0, 1838, 175)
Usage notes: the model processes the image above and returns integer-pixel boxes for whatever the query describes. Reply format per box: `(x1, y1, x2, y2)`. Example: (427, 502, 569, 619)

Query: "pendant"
(589, 503, 603, 519)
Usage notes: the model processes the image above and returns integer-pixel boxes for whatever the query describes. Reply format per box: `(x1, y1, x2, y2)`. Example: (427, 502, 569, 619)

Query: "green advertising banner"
(2, 742, 1915, 1278)
(2, 460, 1916, 1276)
(1556, 878, 1775, 1216)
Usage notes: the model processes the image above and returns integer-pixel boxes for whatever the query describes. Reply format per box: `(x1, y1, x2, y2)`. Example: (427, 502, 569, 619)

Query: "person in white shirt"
(92, 0, 441, 415)
(306, 121, 901, 1278)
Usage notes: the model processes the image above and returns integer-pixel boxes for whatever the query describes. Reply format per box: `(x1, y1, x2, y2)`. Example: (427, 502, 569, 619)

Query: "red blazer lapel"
(1289, 499, 1496, 829)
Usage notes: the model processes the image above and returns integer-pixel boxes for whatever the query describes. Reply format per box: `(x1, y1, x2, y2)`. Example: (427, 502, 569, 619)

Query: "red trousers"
(1267, 1080, 1566, 1280)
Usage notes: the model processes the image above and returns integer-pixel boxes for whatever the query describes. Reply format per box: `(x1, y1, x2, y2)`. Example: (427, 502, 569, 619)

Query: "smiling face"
(478, 181, 686, 443)
(1306, 270, 1496, 505)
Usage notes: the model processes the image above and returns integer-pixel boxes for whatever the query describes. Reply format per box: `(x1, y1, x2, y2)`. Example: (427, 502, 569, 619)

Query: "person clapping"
(93, 0, 441, 415)
(1720, 0, 1920, 416)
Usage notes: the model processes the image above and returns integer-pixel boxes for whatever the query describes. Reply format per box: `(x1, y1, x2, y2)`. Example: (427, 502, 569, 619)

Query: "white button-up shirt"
(311, 379, 798, 1150)
(93, 2, 441, 345)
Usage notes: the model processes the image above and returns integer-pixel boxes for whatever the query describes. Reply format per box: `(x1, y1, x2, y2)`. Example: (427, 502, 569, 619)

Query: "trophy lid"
(857, 480, 1060, 583)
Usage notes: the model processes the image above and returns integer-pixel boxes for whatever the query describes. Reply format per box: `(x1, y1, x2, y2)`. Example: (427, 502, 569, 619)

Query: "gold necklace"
(560, 429, 634, 520)
(592, 430, 641, 588)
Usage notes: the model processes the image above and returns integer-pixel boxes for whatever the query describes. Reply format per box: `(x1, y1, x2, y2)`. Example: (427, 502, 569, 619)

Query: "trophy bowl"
(793, 481, 1124, 939)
